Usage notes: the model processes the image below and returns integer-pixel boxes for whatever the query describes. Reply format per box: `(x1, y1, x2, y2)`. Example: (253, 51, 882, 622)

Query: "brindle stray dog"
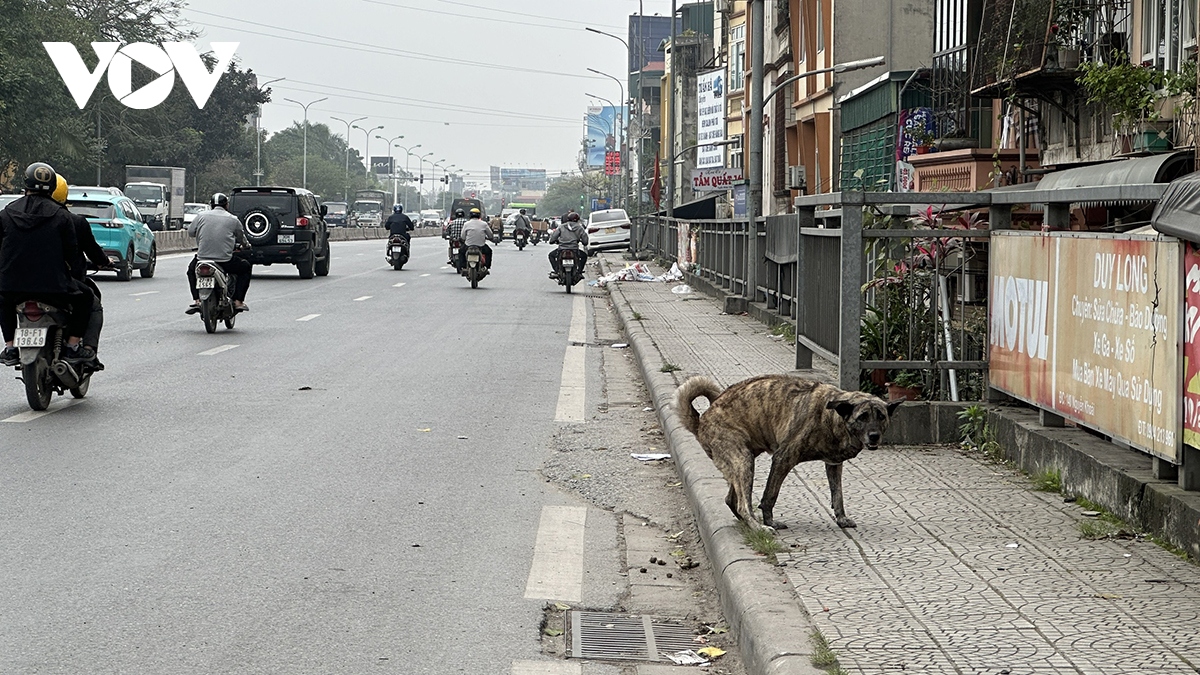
(677, 374, 902, 531)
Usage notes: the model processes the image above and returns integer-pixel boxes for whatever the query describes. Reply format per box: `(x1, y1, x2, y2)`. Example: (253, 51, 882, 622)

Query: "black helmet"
(566, 211, 580, 223)
(210, 193, 229, 209)
(24, 163, 57, 194)
(519, 208, 526, 214)
(395, 203, 404, 213)
(454, 209, 465, 218)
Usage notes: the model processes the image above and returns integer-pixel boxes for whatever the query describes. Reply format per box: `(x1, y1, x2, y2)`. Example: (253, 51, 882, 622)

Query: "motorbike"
(464, 245, 490, 289)
(449, 238, 464, 274)
(557, 248, 584, 294)
(194, 260, 239, 334)
(386, 234, 410, 270)
(12, 301, 99, 411)
(531, 229, 542, 246)
(514, 229, 528, 251)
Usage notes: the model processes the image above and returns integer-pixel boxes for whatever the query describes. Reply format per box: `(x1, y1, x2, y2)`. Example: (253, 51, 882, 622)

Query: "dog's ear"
(826, 399, 856, 420)
(886, 399, 904, 417)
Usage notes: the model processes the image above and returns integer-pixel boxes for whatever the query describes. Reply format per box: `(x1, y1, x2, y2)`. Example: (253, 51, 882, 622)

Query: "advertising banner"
(1184, 243, 1200, 448)
(586, 106, 623, 168)
(691, 167, 743, 192)
(605, 152, 621, 177)
(696, 69, 726, 169)
(370, 156, 395, 176)
(990, 232, 1182, 462)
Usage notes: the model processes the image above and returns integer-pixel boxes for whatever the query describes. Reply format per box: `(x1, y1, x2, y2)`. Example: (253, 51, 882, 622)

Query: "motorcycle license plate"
(15, 328, 46, 348)
(563, 259, 575, 267)
(278, 234, 295, 244)
(467, 254, 481, 263)
(197, 277, 216, 289)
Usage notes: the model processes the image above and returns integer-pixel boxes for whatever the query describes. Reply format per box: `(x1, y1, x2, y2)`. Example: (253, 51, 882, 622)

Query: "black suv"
(228, 186, 331, 279)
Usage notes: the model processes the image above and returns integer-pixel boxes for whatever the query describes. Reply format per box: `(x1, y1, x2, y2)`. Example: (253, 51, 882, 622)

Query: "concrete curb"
(602, 268, 825, 675)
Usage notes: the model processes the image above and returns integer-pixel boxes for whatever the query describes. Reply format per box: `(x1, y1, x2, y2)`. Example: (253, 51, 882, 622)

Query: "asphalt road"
(0, 237, 609, 674)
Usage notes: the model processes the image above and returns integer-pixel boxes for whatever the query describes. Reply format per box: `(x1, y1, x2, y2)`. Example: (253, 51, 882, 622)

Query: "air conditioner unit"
(787, 165, 806, 190)
(714, 0, 730, 13)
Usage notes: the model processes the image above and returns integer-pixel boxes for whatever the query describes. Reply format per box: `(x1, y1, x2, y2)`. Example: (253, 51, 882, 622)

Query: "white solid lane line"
(197, 345, 239, 356)
(511, 660, 580, 675)
(555, 296, 587, 423)
(353, 296, 373, 302)
(129, 291, 160, 297)
(3, 399, 84, 424)
(297, 314, 321, 322)
(393, 282, 406, 288)
(523, 505, 587, 603)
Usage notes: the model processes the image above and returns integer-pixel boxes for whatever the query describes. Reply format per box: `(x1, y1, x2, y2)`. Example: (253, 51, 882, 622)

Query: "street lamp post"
(353, 124, 385, 181)
(255, 77, 285, 186)
(376, 133, 405, 206)
(283, 96, 327, 190)
(431, 160, 448, 210)
(394, 144, 422, 210)
(416, 152, 434, 209)
(586, 67, 627, 210)
(331, 115, 367, 200)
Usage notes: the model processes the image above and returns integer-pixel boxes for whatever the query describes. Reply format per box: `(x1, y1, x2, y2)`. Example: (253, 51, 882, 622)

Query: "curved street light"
(255, 77, 285, 186)
(394, 143, 422, 210)
(283, 97, 328, 189)
(331, 115, 367, 200)
(352, 124, 385, 180)
(415, 152, 434, 209)
(377, 133, 405, 206)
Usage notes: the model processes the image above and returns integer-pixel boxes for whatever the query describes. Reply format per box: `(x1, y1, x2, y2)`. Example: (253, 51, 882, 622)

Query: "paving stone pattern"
(605, 259, 1200, 675)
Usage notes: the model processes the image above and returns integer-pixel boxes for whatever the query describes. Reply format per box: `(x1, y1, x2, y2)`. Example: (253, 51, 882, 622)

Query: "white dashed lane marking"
(2, 399, 84, 423)
(129, 291, 159, 297)
(353, 296, 372, 302)
(197, 345, 239, 356)
(420, 274, 431, 278)
(511, 660, 580, 675)
(297, 314, 321, 322)
(555, 295, 587, 423)
(523, 505, 587, 603)
(393, 283, 406, 288)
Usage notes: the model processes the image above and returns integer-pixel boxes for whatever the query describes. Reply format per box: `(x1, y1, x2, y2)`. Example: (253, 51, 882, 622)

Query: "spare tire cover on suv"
(242, 207, 281, 244)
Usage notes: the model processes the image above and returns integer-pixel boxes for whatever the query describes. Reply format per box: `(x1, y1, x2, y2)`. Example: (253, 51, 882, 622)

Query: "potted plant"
(1077, 55, 1179, 151)
(887, 370, 924, 401)
(911, 129, 936, 154)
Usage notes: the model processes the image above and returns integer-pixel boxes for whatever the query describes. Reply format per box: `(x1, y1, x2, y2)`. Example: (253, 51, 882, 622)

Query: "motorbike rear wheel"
(469, 267, 479, 289)
(70, 372, 91, 399)
(200, 298, 218, 334)
(23, 358, 52, 411)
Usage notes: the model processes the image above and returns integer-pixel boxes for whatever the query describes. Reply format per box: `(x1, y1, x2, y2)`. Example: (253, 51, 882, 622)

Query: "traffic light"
(441, 175, 449, 184)
(419, 174, 424, 184)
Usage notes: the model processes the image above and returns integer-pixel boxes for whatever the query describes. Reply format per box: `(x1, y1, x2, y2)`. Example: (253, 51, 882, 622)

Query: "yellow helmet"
(51, 174, 68, 205)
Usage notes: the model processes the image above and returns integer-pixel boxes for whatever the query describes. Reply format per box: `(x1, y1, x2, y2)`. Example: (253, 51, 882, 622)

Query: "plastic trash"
(631, 453, 672, 461)
(611, 343, 629, 349)
(671, 284, 693, 294)
(665, 650, 710, 666)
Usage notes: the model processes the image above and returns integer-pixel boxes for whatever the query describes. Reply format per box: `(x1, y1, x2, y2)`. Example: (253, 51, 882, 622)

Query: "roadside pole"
(746, 0, 764, 302)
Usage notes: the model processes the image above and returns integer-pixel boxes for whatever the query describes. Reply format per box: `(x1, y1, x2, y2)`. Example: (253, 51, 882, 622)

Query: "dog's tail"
(675, 376, 723, 436)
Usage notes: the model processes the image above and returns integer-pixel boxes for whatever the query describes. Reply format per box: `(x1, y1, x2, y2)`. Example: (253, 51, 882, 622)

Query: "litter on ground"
(664, 650, 711, 666)
(631, 453, 672, 461)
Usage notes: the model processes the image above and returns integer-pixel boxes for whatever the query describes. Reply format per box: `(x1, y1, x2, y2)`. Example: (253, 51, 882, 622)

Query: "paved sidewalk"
(599, 255, 1200, 675)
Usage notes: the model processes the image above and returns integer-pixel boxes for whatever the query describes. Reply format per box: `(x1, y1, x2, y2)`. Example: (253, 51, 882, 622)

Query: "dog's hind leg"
(706, 432, 764, 530)
(825, 462, 855, 528)
(758, 457, 793, 530)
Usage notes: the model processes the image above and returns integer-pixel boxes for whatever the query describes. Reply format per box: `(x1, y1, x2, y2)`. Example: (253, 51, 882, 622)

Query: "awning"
(657, 193, 718, 219)
(1036, 151, 1193, 193)
(1152, 171, 1200, 242)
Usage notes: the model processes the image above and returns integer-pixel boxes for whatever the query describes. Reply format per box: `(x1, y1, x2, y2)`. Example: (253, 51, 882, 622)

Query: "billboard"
(628, 15, 673, 74)
(370, 156, 395, 176)
(696, 69, 726, 169)
(586, 106, 624, 168)
(691, 167, 743, 192)
(498, 168, 547, 192)
(989, 232, 1182, 462)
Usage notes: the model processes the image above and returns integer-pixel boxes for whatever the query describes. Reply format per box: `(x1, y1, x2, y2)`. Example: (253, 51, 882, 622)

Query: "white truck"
(125, 166, 186, 231)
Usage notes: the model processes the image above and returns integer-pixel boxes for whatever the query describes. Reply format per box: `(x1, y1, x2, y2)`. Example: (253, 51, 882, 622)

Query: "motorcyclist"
(185, 193, 252, 314)
(548, 211, 589, 279)
(0, 163, 93, 367)
(53, 175, 112, 362)
(385, 204, 414, 243)
(458, 208, 494, 272)
(510, 208, 532, 238)
(444, 208, 468, 266)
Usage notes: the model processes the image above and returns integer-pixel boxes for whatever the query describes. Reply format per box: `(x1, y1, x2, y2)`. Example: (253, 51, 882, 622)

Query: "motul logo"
(43, 42, 239, 110)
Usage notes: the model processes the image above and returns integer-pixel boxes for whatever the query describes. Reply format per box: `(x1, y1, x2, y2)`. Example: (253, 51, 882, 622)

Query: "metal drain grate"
(567, 611, 698, 662)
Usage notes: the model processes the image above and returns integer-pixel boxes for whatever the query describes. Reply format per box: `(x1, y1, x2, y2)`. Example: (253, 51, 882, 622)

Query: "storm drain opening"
(567, 610, 697, 662)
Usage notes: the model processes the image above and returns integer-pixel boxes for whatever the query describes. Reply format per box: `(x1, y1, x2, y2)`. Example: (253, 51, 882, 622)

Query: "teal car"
(67, 195, 157, 281)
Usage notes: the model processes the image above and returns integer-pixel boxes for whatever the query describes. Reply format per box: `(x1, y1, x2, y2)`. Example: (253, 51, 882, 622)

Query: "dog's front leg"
(758, 458, 792, 530)
(825, 462, 855, 528)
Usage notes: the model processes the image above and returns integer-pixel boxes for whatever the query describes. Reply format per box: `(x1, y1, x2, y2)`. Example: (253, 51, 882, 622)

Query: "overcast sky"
(183, 0, 675, 184)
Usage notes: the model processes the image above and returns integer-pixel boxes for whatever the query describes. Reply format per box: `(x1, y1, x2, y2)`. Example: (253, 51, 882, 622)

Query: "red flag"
(650, 151, 662, 208)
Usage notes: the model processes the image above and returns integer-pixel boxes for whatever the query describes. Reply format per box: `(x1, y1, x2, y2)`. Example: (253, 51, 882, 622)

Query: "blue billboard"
(585, 106, 625, 168)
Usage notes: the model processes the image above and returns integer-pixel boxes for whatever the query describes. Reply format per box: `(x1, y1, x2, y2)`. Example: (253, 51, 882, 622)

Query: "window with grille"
(731, 24, 746, 91)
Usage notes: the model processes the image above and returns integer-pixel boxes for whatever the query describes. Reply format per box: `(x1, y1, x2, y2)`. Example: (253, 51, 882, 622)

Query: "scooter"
(514, 229, 528, 250)
(557, 248, 584, 294)
(449, 238, 464, 274)
(464, 245, 490, 289)
(386, 234, 410, 270)
(11, 301, 99, 411)
(194, 260, 239, 334)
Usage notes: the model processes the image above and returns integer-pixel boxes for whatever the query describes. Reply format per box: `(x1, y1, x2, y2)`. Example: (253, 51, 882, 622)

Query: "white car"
(586, 208, 631, 254)
(183, 202, 207, 225)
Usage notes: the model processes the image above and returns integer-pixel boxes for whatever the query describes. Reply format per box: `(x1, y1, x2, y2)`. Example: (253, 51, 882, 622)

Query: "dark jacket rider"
(548, 211, 589, 278)
(0, 162, 94, 367)
(385, 204, 414, 241)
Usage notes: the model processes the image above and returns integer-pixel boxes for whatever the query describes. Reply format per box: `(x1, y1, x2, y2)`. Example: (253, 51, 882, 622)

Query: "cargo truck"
(350, 189, 390, 227)
(124, 166, 186, 231)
